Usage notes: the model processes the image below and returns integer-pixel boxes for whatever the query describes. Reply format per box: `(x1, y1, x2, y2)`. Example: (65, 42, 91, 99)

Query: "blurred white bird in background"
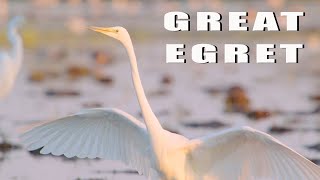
(21, 26, 320, 179)
(0, 16, 24, 98)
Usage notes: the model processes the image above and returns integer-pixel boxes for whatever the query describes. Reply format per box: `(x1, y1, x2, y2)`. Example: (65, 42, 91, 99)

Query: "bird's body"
(0, 16, 24, 98)
(151, 130, 189, 179)
(21, 26, 320, 180)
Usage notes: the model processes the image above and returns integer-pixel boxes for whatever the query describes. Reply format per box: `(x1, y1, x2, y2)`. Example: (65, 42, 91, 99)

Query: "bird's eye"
(116, 29, 119, 33)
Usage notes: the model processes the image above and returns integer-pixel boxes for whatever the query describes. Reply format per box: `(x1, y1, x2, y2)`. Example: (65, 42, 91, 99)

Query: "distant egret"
(22, 26, 320, 179)
(0, 16, 24, 98)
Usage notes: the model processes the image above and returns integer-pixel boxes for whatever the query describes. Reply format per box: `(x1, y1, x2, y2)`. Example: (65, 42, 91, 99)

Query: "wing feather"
(21, 108, 152, 176)
(185, 126, 320, 180)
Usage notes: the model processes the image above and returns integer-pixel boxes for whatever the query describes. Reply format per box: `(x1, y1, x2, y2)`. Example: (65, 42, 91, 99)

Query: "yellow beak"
(89, 26, 118, 34)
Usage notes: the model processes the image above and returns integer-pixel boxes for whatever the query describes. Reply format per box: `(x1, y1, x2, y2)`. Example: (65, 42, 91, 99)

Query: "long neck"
(8, 27, 23, 73)
(123, 37, 164, 141)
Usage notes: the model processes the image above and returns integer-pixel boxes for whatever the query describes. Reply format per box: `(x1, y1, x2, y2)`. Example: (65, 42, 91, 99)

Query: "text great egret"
(21, 26, 320, 179)
(0, 16, 24, 98)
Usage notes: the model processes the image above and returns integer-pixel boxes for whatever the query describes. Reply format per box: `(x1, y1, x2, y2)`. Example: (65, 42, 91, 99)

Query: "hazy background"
(0, 0, 320, 179)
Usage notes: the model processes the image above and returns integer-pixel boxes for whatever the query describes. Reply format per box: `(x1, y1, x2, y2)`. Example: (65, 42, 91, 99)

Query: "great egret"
(21, 26, 320, 180)
(0, 16, 24, 98)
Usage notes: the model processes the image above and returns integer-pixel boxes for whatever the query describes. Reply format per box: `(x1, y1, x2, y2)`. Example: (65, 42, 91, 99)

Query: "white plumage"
(0, 16, 24, 98)
(22, 108, 152, 176)
(21, 26, 320, 180)
(185, 127, 320, 179)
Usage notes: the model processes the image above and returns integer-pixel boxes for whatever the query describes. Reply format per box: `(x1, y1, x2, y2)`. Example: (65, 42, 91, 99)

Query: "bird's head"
(90, 26, 130, 44)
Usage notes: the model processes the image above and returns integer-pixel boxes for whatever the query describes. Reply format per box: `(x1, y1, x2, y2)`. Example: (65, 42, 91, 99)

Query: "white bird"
(21, 26, 320, 180)
(0, 16, 24, 98)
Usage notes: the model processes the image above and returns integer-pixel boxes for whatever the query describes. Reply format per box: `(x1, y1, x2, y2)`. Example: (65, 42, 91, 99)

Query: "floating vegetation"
(45, 89, 81, 97)
(161, 74, 174, 86)
(92, 50, 113, 65)
(0, 141, 21, 153)
(225, 85, 250, 113)
(247, 110, 272, 120)
(95, 75, 114, 85)
(307, 143, 320, 152)
(183, 120, 228, 129)
(312, 106, 320, 114)
(203, 87, 223, 96)
(67, 65, 91, 79)
(95, 169, 139, 175)
(268, 126, 293, 134)
(148, 89, 169, 97)
(137, 109, 169, 118)
(310, 95, 320, 102)
(75, 178, 104, 180)
(82, 102, 103, 108)
(29, 70, 46, 82)
(29, 69, 60, 83)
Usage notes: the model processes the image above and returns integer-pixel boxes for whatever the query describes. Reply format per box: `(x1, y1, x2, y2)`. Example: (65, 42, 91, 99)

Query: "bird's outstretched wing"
(21, 108, 152, 176)
(184, 126, 320, 180)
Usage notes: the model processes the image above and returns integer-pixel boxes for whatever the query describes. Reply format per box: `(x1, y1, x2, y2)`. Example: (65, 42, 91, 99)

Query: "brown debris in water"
(225, 86, 250, 113)
(29, 70, 46, 82)
(0, 141, 21, 153)
(183, 120, 228, 129)
(67, 65, 91, 79)
(149, 89, 169, 97)
(94, 169, 139, 175)
(312, 106, 320, 114)
(92, 50, 113, 65)
(247, 110, 272, 120)
(29, 70, 61, 82)
(307, 143, 320, 152)
(310, 95, 320, 102)
(224, 86, 274, 120)
(161, 74, 174, 85)
(45, 89, 80, 97)
(95, 75, 114, 85)
(268, 126, 293, 134)
(203, 87, 223, 96)
(50, 48, 68, 60)
(137, 109, 169, 118)
(82, 102, 103, 108)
